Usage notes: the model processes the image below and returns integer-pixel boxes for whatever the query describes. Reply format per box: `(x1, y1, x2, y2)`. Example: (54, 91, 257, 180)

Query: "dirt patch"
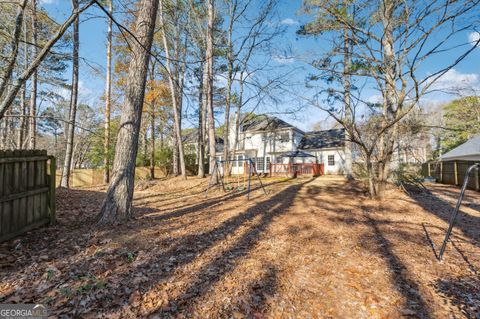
(0, 177, 479, 318)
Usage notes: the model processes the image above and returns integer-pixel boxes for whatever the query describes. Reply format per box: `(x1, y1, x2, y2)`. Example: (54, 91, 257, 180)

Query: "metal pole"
(438, 163, 479, 261)
(218, 160, 226, 192)
(247, 159, 252, 199)
(205, 161, 217, 197)
(252, 158, 267, 195)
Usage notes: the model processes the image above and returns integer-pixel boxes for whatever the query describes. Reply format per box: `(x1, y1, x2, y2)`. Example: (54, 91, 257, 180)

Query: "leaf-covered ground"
(1, 176, 479, 318)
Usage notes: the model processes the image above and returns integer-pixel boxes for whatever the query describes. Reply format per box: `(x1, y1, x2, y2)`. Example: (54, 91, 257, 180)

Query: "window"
(278, 132, 290, 142)
(328, 155, 335, 166)
(266, 157, 271, 169)
(255, 157, 265, 171)
(236, 155, 244, 168)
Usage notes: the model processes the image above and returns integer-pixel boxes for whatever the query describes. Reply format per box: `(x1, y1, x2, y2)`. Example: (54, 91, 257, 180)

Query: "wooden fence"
(55, 167, 166, 188)
(269, 163, 324, 177)
(422, 160, 480, 191)
(0, 150, 56, 242)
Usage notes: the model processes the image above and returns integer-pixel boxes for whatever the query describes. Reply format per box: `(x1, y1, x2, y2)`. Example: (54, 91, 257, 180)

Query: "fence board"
(0, 150, 55, 242)
(422, 160, 480, 191)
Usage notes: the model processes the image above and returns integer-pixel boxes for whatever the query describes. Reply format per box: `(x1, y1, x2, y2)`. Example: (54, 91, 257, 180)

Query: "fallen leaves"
(0, 178, 479, 318)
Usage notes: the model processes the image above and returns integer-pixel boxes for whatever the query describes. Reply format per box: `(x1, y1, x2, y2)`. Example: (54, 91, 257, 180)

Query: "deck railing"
(269, 163, 324, 177)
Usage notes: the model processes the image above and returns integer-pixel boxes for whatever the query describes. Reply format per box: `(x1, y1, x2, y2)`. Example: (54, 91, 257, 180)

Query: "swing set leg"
(251, 159, 267, 195)
(247, 160, 252, 200)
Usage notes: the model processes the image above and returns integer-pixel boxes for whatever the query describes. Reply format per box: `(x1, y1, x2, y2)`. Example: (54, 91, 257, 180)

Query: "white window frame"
(328, 155, 335, 166)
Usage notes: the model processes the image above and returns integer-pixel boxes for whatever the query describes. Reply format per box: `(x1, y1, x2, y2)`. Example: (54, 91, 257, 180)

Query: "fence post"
(49, 156, 56, 224)
(475, 166, 479, 191)
(440, 161, 443, 183)
(428, 162, 431, 176)
(454, 161, 458, 185)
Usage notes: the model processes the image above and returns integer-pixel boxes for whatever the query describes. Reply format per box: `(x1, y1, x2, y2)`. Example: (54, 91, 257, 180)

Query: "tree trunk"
(0, 0, 27, 101)
(60, 0, 79, 188)
(343, 24, 353, 178)
(98, 0, 158, 225)
(375, 1, 396, 199)
(159, 0, 186, 179)
(172, 132, 179, 175)
(149, 66, 156, 180)
(150, 104, 155, 179)
(365, 155, 377, 198)
(206, 0, 217, 182)
(197, 61, 205, 178)
(143, 126, 148, 166)
(231, 71, 245, 164)
(103, 0, 113, 184)
(223, 4, 234, 177)
(17, 16, 29, 149)
(28, 0, 38, 149)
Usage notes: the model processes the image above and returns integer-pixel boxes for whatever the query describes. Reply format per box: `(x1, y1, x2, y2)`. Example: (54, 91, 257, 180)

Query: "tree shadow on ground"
(147, 180, 311, 317)
(3, 178, 310, 317)
(360, 209, 433, 319)
(285, 179, 435, 318)
(87, 180, 311, 318)
(132, 178, 293, 224)
(434, 275, 480, 318)
(406, 188, 480, 250)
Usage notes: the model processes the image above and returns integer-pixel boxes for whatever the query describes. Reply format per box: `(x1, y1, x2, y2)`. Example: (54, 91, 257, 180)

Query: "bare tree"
(103, 0, 113, 184)
(159, 0, 187, 179)
(220, 0, 282, 170)
(28, 0, 38, 149)
(98, 0, 159, 224)
(17, 13, 29, 149)
(197, 60, 206, 177)
(60, 0, 80, 188)
(0, 1, 94, 120)
(0, 0, 28, 100)
(206, 0, 217, 180)
(299, 0, 480, 198)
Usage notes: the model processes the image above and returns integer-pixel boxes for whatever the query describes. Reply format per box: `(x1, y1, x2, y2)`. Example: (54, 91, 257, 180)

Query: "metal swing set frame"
(438, 163, 479, 261)
(205, 158, 267, 199)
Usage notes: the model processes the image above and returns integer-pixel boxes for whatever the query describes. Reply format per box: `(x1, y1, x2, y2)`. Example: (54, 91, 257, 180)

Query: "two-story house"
(215, 114, 351, 175)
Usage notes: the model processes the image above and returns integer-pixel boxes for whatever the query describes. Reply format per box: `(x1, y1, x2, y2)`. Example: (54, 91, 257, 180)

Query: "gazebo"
(441, 136, 480, 162)
(270, 150, 324, 177)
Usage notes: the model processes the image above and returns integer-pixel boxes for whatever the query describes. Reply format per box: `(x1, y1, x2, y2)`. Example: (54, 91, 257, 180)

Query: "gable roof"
(183, 129, 224, 153)
(241, 114, 299, 132)
(441, 135, 480, 161)
(298, 128, 345, 150)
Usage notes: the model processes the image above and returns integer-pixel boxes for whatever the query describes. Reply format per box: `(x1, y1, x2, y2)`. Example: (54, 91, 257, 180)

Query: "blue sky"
(39, 0, 480, 131)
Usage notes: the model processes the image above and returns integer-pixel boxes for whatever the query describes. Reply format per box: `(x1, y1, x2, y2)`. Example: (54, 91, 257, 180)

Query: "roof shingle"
(298, 128, 345, 150)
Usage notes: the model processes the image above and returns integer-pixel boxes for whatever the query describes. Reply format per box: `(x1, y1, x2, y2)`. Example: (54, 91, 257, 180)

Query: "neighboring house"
(213, 114, 350, 175)
(440, 135, 480, 161)
(183, 129, 224, 157)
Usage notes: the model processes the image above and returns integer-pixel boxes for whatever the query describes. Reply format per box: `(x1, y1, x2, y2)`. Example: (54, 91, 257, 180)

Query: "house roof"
(441, 135, 480, 161)
(182, 129, 198, 144)
(298, 128, 345, 150)
(279, 150, 316, 158)
(241, 114, 299, 133)
(183, 129, 224, 153)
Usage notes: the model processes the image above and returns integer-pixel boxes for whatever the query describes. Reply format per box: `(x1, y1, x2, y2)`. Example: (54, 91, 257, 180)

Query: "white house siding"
(301, 148, 347, 174)
(219, 118, 351, 175)
(231, 129, 296, 172)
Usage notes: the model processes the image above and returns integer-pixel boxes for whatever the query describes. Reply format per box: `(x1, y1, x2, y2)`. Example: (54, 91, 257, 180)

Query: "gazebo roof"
(279, 150, 316, 158)
(441, 135, 480, 161)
